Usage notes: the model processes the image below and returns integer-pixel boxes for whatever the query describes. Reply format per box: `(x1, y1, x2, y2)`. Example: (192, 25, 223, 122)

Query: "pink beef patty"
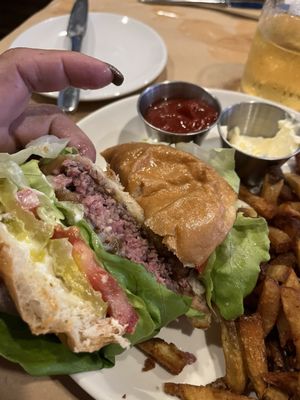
(50, 159, 193, 295)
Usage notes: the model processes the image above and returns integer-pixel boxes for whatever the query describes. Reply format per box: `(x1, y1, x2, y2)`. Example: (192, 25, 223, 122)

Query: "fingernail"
(107, 63, 124, 86)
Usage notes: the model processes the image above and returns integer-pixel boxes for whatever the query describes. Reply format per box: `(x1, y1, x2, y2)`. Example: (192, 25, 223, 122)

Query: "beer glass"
(241, 0, 300, 111)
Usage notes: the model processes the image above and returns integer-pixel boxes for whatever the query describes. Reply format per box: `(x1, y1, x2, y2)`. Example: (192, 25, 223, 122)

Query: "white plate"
(10, 13, 167, 101)
(74, 89, 299, 400)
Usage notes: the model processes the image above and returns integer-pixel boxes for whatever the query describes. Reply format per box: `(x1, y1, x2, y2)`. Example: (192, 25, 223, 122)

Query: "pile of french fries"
(163, 157, 300, 400)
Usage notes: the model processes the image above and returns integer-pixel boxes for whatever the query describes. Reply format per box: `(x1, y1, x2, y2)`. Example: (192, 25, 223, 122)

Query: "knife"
(57, 0, 88, 113)
(139, 0, 263, 9)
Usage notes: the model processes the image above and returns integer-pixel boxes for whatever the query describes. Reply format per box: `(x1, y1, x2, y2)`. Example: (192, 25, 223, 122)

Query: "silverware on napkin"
(57, 0, 88, 112)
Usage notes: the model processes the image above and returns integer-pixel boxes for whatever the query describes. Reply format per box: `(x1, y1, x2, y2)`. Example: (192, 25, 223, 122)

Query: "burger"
(0, 137, 270, 376)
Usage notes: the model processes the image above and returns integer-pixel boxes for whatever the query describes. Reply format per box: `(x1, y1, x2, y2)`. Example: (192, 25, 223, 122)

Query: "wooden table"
(0, 0, 259, 398)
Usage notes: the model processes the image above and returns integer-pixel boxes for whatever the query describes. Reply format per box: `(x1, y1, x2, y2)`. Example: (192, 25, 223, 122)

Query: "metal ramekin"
(137, 80, 221, 145)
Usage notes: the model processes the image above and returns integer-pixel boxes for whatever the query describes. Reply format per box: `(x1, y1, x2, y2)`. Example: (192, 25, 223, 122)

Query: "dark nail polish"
(107, 63, 124, 86)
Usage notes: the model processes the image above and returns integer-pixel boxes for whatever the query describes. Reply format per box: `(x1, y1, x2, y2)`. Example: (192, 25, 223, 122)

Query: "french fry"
(276, 308, 293, 348)
(266, 340, 285, 371)
(272, 216, 300, 241)
(163, 383, 252, 400)
(277, 268, 300, 347)
(261, 172, 284, 205)
(295, 153, 300, 175)
(263, 371, 299, 396)
(276, 202, 300, 218)
(269, 252, 297, 269)
(265, 264, 291, 283)
(220, 319, 247, 394)
(206, 377, 228, 390)
(281, 286, 300, 368)
(284, 172, 300, 198)
(136, 338, 196, 375)
(238, 313, 268, 398)
(280, 183, 296, 202)
(239, 185, 277, 219)
(268, 227, 292, 254)
(257, 277, 281, 337)
(293, 238, 300, 272)
(262, 387, 289, 400)
(285, 268, 300, 290)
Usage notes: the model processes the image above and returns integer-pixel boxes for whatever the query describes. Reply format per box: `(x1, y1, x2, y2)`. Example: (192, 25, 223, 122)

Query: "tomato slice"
(53, 226, 138, 333)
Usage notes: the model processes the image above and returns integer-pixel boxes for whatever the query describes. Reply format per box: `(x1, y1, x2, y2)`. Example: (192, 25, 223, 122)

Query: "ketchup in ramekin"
(137, 81, 221, 144)
(145, 97, 219, 134)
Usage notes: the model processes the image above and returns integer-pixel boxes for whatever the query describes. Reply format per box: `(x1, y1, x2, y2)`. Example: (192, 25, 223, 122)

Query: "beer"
(241, 13, 300, 111)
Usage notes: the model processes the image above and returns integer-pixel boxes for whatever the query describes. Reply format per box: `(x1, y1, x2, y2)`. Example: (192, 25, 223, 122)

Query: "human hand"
(0, 48, 124, 161)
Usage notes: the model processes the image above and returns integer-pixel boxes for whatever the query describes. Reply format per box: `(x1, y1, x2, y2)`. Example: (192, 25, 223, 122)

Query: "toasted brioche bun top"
(102, 143, 237, 267)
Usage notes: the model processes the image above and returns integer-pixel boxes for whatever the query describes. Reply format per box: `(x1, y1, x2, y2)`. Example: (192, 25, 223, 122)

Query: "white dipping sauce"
(228, 120, 300, 158)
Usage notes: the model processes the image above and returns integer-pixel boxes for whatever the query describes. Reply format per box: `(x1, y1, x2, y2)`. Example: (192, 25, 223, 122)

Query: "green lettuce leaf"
(0, 136, 69, 189)
(7, 136, 69, 166)
(20, 160, 64, 225)
(0, 159, 29, 188)
(61, 146, 79, 156)
(0, 313, 115, 376)
(202, 213, 270, 320)
(76, 219, 193, 344)
(55, 201, 84, 225)
(21, 159, 56, 199)
(21, 159, 84, 225)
